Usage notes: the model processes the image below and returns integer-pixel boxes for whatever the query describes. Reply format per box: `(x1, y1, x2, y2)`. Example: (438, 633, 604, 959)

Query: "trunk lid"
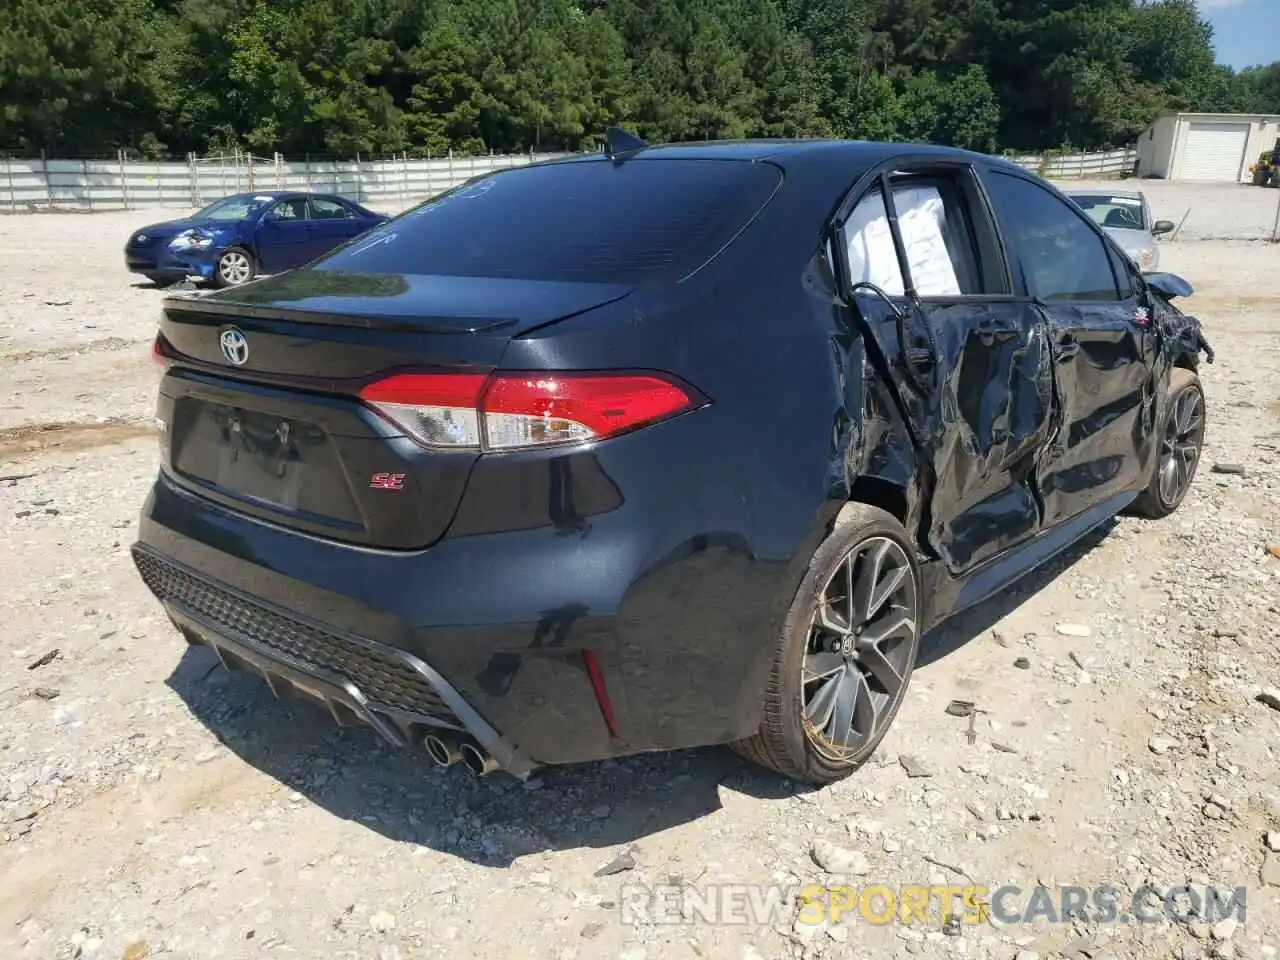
(155, 272, 633, 550)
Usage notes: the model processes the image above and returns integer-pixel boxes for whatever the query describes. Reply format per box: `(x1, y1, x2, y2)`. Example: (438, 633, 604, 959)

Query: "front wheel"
(732, 504, 921, 785)
(214, 247, 256, 288)
(1132, 368, 1205, 519)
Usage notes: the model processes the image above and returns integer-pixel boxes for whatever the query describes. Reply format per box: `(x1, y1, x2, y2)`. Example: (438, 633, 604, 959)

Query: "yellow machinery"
(1250, 137, 1279, 187)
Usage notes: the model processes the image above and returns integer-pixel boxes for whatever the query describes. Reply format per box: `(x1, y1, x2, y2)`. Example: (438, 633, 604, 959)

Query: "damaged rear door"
(979, 170, 1159, 527)
(834, 160, 1056, 575)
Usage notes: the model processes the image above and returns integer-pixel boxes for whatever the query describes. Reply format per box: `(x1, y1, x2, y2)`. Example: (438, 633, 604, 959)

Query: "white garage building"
(1135, 112, 1280, 183)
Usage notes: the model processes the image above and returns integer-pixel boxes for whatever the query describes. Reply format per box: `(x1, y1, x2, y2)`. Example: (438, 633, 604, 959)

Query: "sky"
(1200, 0, 1278, 70)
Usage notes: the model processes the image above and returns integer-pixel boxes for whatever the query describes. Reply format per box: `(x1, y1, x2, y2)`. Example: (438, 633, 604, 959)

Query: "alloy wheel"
(802, 536, 918, 761)
(1157, 386, 1204, 507)
(218, 251, 252, 285)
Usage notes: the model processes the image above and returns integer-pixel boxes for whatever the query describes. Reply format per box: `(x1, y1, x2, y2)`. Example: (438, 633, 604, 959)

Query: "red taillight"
(358, 372, 489, 407)
(357, 371, 701, 451)
(481, 373, 697, 449)
(152, 334, 171, 369)
(358, 372, 488, 448)
(152, 335, 171, 443)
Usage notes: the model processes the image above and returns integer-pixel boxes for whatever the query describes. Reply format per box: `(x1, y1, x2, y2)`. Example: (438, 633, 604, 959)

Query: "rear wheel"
(1132, 368, 1205, 519)
(215, 247, 256, 287)
(732, 504, 921, 784)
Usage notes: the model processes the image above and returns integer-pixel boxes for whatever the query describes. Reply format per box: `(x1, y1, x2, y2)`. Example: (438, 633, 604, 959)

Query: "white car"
(1065, 190, 1175, 272)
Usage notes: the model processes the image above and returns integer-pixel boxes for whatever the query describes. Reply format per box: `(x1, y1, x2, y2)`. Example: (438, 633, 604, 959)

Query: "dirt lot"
(1, 203, 1278, 960)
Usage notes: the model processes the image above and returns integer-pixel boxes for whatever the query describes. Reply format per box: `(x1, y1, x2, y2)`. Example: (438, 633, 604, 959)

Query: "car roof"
(220, 190, 291, 200)
(546, 137, 1028, 176)
(221, 190, 346, 202)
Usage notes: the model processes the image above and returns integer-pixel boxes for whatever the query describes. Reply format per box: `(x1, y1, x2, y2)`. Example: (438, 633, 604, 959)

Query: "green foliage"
(0, 0, 1276, 157)
(0, 0, 175, 155)
(225, 0, 403, 154)
(1238, 63, 1280, 115)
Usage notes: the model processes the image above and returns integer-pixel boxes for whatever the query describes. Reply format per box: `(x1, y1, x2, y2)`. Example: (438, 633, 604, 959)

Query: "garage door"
(1178, 121, 1250, 181)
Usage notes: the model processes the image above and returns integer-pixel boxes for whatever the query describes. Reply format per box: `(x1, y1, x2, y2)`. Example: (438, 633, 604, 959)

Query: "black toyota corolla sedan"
(133, 133, 1213, 784)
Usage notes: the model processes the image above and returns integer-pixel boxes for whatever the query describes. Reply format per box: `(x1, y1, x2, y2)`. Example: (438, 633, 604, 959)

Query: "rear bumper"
(133, 543, 535, 776)
(134, 465, 799, 767)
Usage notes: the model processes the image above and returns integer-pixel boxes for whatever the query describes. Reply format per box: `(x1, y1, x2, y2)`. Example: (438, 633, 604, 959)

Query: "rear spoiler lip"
(161, 294, 520, 335)
(163, 277, 637, 336)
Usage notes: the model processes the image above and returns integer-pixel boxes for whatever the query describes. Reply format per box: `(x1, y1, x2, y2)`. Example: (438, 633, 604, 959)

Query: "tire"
(214, 247, 256, 288)
(731, 504, 921, 785)
(1131, 368, 1205, 519)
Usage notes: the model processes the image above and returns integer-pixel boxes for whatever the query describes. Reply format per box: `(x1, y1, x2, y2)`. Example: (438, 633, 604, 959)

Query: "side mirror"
(1152, 220, 1176, 237)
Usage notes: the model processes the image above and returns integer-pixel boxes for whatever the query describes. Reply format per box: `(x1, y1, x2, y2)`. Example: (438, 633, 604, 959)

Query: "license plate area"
(171, 398, 361, 523)
(156, 368, 477, 549)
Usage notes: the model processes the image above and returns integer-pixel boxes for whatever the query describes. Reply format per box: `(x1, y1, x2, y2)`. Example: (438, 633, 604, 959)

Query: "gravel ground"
(0, 207, 1278, 960)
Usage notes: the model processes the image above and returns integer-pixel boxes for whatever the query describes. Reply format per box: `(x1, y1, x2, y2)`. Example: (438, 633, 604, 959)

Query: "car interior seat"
(1103, 207, 1140, 230)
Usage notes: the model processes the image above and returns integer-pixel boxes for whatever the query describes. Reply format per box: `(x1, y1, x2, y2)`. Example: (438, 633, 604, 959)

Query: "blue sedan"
(123, 191, 388, 288)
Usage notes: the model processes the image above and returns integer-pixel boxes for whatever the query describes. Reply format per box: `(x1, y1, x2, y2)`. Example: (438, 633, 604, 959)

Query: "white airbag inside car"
(845, 185, 961, 297)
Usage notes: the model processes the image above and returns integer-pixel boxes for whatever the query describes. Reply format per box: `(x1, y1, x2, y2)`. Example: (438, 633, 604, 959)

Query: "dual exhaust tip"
(424, 731, 500, 776)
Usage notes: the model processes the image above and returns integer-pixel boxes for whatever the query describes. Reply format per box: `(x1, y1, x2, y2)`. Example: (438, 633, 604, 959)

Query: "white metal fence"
(1006, 148, 1137, 179)
(0, 144, 1142, 215)
(0, 150, 574, 214)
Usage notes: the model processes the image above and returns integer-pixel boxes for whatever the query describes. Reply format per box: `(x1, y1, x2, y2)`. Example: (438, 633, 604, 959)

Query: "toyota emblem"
(219, 328, 249, 366)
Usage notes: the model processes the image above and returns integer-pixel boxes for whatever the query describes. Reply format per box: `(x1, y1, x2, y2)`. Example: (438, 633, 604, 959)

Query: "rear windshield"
(310, 158, 781, 284)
